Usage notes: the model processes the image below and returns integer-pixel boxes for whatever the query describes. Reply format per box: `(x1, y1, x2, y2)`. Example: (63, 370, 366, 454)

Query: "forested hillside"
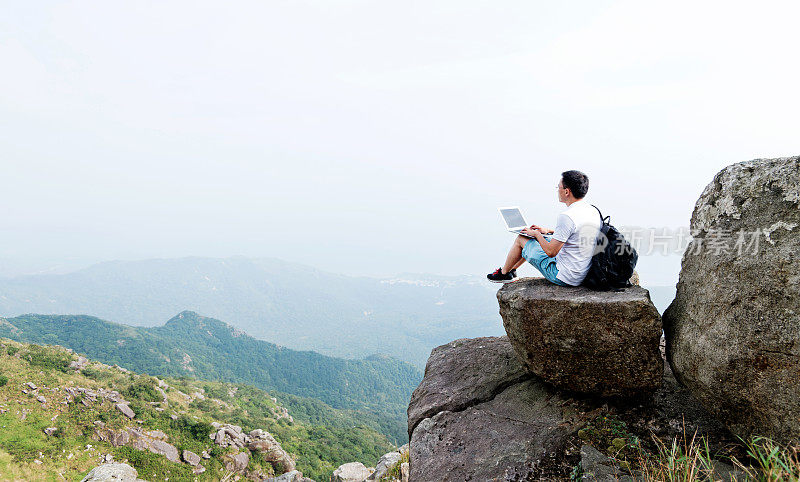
(0, 311, 421, 444)
(0, 338, 395, 480)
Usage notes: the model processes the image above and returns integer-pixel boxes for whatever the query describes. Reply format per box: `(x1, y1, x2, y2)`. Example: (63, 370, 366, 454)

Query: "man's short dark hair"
(561, 170, 589, 199)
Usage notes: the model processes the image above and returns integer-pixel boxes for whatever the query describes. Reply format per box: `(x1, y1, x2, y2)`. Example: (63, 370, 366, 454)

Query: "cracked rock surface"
(408, 336, 584, 481)
(664, 155, 800, 443)
(407, 336, 533, 437)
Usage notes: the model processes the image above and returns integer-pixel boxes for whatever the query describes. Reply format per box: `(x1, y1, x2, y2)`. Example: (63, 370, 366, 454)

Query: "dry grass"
(634, 430, 800, 482)
(637, 430, 717, 481)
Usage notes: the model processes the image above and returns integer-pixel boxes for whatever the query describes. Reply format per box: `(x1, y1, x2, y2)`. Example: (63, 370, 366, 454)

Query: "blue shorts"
(521, 237, 569, 286)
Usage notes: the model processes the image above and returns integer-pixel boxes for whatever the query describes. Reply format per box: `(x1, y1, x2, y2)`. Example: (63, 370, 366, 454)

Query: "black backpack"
(581, 205, 638, 290)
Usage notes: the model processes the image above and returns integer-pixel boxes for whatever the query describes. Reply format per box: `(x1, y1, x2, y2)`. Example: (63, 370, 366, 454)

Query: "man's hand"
(521, 226, 541, 237)
(530, 224, 554, 235)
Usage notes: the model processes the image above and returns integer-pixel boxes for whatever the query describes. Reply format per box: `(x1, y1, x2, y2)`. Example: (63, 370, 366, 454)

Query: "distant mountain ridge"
(0, 256, 504, 367)
(0, 310, 421, 443)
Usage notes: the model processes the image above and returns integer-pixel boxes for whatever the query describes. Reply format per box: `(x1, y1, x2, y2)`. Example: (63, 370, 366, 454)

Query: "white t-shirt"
(551, 199, 602, 286)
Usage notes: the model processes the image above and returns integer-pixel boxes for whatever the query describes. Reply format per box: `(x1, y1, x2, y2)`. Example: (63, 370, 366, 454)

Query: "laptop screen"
(500, 208, 526, 228)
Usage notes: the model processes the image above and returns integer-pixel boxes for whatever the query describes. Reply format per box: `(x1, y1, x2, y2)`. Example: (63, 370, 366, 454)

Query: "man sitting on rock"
(487, 170, 601, 286)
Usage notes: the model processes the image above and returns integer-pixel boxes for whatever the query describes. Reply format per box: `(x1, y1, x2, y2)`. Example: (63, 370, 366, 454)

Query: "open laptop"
(498, 206, 533, 238)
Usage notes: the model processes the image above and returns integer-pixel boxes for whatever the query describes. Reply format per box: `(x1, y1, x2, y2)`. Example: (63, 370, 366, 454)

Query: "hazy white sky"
(1, 0, 798, 284)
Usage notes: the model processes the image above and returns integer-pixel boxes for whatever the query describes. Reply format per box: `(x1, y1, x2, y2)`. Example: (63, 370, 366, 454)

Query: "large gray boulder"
(664, 156, 800, 443)
(407, 336, 584, 481)
(333, 461, 373, 481)
(497, 278, 662, 397)
(80, 463, 146, 482)
(248, 430, 296, 472)
(407, 336, 532, 437)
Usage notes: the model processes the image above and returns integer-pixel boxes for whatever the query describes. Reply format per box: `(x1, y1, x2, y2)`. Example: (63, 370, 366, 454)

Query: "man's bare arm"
(521, 227, 564, 257)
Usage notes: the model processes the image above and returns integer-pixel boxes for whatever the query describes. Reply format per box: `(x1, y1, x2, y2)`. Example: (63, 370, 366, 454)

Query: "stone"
(145, 429, 167, 440)
(44, 427, 58, 436)
(126, 428, 180, 463)
(408, 336, 584, 481)
(94, 427, 131, 447)
(580, 444, 623, 481)
(36, 395, 46, 403)
(498, 278, 662, 397)
(333, 462, 373, 482)
(248, 433, 296, 472)
(663, 156, 800, 443)
(94, 426, 179, 463)
(70, 356, 90, 370)
(407, 336, 532, 436)
(25, 382, 37, 390)
(148, 440, 180, 463)
(367, 450, 402, 480)
(224, 450, 250, 473)
(265, 470, 304, 481)
(411, 379, 582, 481)
(183, 449, 201, 466)
(115, 403, 135, 419)
(80, 462, 144, 481)
(400, 462, 409, 482)
(711, 460, 748, 482)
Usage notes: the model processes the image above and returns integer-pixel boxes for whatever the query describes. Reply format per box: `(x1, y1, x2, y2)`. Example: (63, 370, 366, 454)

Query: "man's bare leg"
(501, 235, 530, 274)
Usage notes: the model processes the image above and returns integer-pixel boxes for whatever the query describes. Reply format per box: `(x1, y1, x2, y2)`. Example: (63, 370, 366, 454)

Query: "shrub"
(22, 346, 72, 372)
(171, 415, 214, 443)
(114, 446, 194, 481)
(82, 367, 113, 381)
(122, 378, 161, 402)
(6, 346, 19, 356)
(0, 374, 8, 387)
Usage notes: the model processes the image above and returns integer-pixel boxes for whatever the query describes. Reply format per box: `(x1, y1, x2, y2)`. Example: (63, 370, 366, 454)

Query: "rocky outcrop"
(498, 278, 662, 397)
(69, 355, 90, 371)
(408, 336, 585, 481)
(664, 156, 800, 443)
(115, 403, 135, 419)
(367, 444, 408, 480)
(266, 470, 307, 481)
(407, 336, 532, 437)
(94, 425, 180, 463)
(64, 386, 125, 404)
(94, 420, 299, 479)
(223, 450, 250, 472)
(333, 462, 373, 481)
(408, 335, 739, 480)
(182, 449, 201, 466)
(206, 423, 297, 476)
(80, 462, 147, 482)
(247, 428, 296, 472)
(335, 443, 408, 482)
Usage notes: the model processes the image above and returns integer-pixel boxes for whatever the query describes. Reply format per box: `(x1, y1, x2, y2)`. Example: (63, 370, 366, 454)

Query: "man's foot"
(487, 267, 517, 283)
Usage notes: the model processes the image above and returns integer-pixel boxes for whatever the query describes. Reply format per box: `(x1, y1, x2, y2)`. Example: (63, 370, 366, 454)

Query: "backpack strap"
(591, 204, 610, 226)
